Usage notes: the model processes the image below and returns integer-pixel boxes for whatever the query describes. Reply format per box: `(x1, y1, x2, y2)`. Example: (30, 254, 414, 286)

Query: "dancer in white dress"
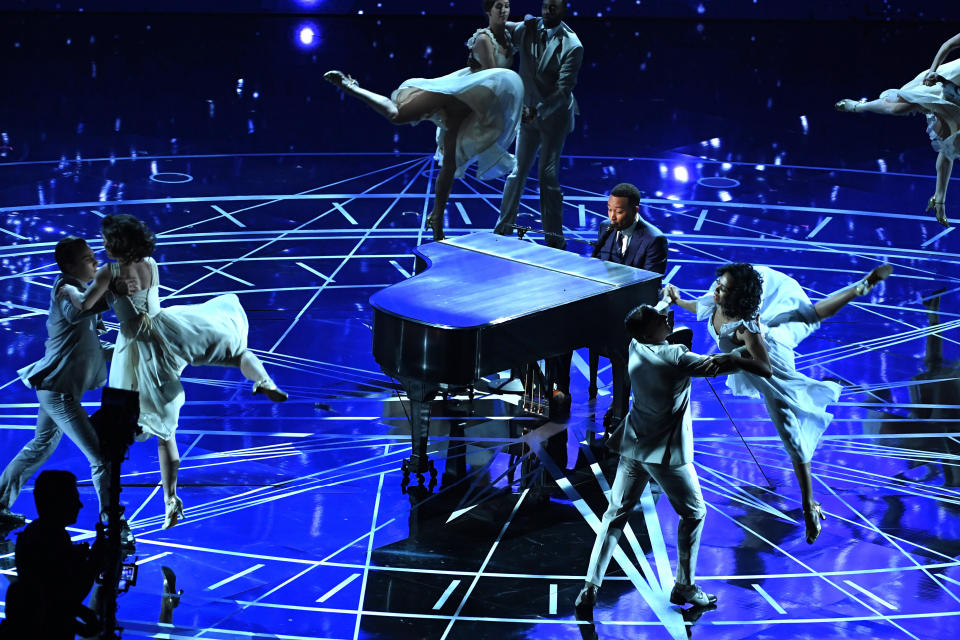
(59, 215, 287, 529)
(664, 262, 893, 543)
(323, 0, 524, 240)
(835, 32, 960, 227)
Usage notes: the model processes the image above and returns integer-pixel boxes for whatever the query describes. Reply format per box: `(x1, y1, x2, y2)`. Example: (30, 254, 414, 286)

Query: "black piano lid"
(369, 233, 660, 330)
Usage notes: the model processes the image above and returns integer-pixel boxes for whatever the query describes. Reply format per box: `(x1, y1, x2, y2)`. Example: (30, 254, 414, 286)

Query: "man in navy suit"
(554, 183, 668, 427)
(594, 182, 668, 273)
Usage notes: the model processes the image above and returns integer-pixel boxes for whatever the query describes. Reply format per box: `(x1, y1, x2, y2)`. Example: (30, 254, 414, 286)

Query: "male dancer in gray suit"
(575, 304, 771, 617)
(494, 0, 583, 248)
(0, 237, 125, 532)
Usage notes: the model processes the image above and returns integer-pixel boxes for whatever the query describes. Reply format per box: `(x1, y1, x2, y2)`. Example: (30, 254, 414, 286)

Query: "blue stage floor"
(2, 11, 960, 640)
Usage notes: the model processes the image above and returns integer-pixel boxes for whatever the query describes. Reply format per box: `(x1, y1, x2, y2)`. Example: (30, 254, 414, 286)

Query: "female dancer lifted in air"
(665, 262, 893, 543)
(324, 0, 525, 240)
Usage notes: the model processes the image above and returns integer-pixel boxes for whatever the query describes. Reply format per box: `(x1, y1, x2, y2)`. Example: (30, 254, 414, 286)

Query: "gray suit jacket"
(512, 19, 583, 133)
(607, 341, 714, 466)
(18, 274, 109, 398)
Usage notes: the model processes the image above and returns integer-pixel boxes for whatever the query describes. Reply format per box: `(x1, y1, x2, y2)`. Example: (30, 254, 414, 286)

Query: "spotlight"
(295, 22, 321, 50)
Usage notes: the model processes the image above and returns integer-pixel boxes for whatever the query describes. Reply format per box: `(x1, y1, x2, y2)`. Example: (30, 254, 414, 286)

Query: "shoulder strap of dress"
(468, 27, 493, 48)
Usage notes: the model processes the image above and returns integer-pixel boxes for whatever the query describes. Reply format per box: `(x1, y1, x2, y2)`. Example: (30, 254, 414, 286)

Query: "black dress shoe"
(0, 507, 26, 528)
(574, 583, 598, 620)
(602, 408, 623, 430)
(670, 582, 717, 607)
(119, 518, 136, 551)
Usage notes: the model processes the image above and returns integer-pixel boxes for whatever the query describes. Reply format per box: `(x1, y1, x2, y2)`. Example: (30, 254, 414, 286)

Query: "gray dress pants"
(0, 390, 109, 516)
(495, 119, 570, 249)
(585, 457, 705, 588)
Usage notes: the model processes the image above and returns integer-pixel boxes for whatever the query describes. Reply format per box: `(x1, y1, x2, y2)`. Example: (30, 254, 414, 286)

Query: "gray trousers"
(585, 457, 705, 588)
(494, 120, 570, 249)
(0, 390, 109, 516)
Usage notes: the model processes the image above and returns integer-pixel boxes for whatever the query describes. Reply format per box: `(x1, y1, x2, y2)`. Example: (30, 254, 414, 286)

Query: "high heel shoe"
(323, 70, 358, 90)
(854, 264, 893, 296)
(253, 378, 289, 402)
(834, 98, 864, 113)
(163, 496, 184, 530)
(926, 196, 950, 228)
(160, 565, 184, 624)
(803, 502, 826, 544)
(426, 213, 445, 241)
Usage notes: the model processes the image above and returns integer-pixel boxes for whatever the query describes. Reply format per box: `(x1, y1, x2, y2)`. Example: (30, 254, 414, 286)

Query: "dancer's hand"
(662, 283, 682, 305)
(923, 71, 946, 87)
(113, 277, 140, 297)
(704, 354, 731, 377)
(521, 105, 537, 124)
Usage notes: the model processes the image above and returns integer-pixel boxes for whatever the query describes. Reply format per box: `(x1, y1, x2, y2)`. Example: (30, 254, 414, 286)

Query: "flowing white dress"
(109, 258, 249, 440)
(391, 28, 523, 180)
(696, 266, 842, 463)
(880, 58, 960, 160)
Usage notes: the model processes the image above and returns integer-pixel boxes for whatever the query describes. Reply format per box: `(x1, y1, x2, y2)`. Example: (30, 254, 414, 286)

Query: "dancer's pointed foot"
(253, 378, 288, 402)
(426, 213, 445, 241)
(834, 98, 863, 113)
(323, 70, 358, 90)
(926, 196, 950, 227)
(163, 496, 184, 530)
(855, 264, 894, 296)
(804, 501, 826, 544)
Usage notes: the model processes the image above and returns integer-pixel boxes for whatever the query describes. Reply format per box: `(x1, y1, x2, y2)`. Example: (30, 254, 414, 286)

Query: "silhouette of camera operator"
(1, 470, 102, 640)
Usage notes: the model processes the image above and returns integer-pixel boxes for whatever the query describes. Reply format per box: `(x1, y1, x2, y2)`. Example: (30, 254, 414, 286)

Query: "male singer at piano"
(555, 182, 668, 426)
(574, 304, 771, 618)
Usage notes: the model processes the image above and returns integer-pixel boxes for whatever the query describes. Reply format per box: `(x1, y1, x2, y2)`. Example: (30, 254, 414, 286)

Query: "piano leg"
(399, 378, 439, 479)
(588, 348, 600, 400)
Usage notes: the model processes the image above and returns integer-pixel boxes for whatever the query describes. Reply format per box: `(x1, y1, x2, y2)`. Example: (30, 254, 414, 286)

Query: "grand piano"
(370, 233, 660, 476)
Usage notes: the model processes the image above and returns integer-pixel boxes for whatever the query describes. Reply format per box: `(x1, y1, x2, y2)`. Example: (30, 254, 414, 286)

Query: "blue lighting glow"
(673, 166, 689, 182)
(296, 22, 321, 50)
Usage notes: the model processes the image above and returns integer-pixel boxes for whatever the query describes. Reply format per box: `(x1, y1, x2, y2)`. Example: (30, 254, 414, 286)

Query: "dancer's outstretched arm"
(58, 265, 112, 311)
(924, 33, 960, 85)
(663, 283, 698, 315)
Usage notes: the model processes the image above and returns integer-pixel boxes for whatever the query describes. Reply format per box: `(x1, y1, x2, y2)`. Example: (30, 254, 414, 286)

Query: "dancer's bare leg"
(233, 350, 288, 401)
(158, 436, 184, 528)
(793, 459, 824, 543)
(835, 96, 920, 116)
(324, 71, 451, 125)
(813, 264, 894, 320)
(157, 437, 179, 503)
(238, 350, 270, 383)
(427, 100, 471, 240)
(157, 436, 179, 503)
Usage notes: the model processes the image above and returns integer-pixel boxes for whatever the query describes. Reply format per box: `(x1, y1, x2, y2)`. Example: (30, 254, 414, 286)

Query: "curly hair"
(101, 214, 155, 264)
(715, 262, 763, 321)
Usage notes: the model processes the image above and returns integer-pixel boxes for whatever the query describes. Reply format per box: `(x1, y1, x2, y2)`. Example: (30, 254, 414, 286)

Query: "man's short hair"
(624, 304, 661, 342)
(54, 236, 89, 272)
(610, 183, 642, 208)
(34, 469, 77, 517)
